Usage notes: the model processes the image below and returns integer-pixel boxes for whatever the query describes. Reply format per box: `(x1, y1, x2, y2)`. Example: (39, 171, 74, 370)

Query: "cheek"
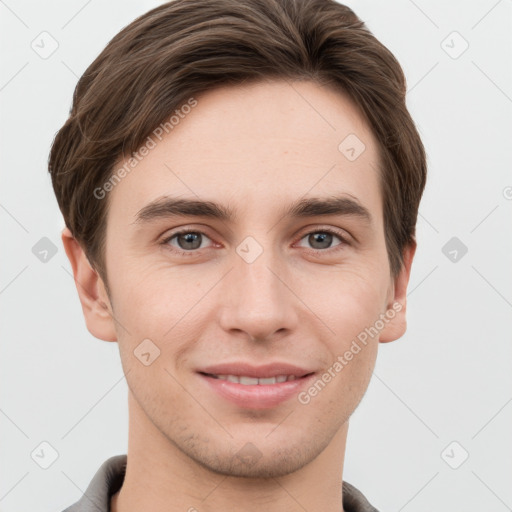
(312, 266, 391, 341)
(108, 260, 218, 380)
(297, 335, 377, 426)
(108, 256, 208, 327)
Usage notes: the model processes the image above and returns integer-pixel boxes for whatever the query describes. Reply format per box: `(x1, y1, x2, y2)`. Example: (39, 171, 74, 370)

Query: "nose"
(217, 244, 299, 342)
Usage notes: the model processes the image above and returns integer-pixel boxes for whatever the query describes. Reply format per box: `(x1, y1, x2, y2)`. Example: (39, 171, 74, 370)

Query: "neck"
(112, 391, 348, 512)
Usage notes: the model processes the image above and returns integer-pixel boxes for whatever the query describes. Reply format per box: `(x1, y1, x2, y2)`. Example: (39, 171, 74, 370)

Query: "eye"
(161, 229, 215, 255)
(160, 227, 350, 257)
(296, 228, 348, 253)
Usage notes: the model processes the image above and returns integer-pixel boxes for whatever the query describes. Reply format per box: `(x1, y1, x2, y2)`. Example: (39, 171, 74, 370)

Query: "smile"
(202, 374, 302, 385)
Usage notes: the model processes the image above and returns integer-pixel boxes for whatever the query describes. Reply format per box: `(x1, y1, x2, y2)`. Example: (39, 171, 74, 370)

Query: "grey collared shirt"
(62, 455, 379, 512)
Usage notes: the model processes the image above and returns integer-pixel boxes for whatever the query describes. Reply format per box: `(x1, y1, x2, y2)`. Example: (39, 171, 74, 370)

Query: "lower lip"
(198, 373, 316, 409)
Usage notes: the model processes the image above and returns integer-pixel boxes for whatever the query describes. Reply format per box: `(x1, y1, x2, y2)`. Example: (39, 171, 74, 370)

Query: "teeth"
(239, 376, 259, 385)
(212, 374, 298, 385)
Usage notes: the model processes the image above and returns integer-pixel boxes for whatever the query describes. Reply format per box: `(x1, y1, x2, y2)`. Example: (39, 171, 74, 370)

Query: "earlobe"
(61, 227, 117, 342)
(379, 241, 417, 343)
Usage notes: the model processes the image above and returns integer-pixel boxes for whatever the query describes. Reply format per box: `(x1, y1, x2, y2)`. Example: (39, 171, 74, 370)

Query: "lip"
(197, 363, 316, 409)
(197, 362, 313, 379)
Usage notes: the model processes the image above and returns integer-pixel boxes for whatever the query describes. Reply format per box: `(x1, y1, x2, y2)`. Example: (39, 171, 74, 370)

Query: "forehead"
(108, 79, 382, 224)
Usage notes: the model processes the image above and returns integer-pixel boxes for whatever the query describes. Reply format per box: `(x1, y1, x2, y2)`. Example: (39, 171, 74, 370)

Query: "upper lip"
(198, 362, 315, 379)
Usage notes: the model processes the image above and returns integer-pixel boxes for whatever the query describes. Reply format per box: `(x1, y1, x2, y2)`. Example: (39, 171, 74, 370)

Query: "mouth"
(196, 365, 317, 409)
(198, 372, 314, 385)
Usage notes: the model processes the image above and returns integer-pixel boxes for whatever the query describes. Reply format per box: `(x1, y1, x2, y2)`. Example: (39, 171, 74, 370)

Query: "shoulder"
(342, 480, 380, 512)
(60, 455, 127, 512)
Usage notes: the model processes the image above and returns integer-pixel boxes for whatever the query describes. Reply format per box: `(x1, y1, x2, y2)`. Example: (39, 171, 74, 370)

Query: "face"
(69, 79, 413, 479)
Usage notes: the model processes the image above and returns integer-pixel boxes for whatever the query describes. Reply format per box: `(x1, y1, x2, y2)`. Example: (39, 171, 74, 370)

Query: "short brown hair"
(49, 0, 427, 286)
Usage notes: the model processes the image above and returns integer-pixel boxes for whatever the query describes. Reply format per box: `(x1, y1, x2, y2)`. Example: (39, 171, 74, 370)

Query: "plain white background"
(1, 1, 511, 510)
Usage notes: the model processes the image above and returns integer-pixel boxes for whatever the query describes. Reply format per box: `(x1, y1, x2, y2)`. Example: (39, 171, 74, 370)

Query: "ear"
(379, 241, 416, 343)
(61, 227, 117, 342)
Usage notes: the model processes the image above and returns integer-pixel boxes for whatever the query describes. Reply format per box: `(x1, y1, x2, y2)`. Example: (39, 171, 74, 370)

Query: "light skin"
(62, 79, 415, 512)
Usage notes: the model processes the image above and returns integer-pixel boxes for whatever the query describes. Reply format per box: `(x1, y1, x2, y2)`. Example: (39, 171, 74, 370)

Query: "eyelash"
(160, 227, 350, 257)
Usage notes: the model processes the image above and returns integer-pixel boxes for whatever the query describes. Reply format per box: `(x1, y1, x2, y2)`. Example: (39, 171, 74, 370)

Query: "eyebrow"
(133, 195, 372, 226)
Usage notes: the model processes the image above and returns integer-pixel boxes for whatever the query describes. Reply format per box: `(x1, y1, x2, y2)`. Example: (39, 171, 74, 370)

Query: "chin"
(176, 433, 325, 480)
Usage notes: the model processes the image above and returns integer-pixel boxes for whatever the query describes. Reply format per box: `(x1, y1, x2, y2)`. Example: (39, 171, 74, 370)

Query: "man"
(49, 0, 427, 510)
